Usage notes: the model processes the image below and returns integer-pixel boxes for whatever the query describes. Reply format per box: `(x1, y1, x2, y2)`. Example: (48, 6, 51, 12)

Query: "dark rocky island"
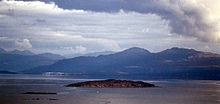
(66, 79, 155, 88)
(23, 92, 57, 94)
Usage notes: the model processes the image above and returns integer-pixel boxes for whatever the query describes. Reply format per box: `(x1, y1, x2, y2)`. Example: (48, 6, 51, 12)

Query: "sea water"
(0, 74, 219, 104)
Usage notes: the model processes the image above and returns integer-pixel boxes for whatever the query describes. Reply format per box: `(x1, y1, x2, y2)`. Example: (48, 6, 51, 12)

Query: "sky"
(0, 0, 220, 55)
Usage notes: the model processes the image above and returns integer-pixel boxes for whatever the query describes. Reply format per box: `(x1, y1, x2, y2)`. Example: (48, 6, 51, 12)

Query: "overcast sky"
(0, 0, 220, 55)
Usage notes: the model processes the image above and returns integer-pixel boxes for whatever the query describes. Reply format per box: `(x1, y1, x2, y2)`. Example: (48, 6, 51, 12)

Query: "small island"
(23, 92, 57, 95)
(66, 79, 155, 88)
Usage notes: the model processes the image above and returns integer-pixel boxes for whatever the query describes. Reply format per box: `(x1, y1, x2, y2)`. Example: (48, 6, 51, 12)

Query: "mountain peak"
(162, 47, 200, 53)
(112, 47, 151, 57)
(123, 47, 150, 53)
(158, 47, 202, 60)
(170, 47, 181, 50)
(128, 47, 145, 50)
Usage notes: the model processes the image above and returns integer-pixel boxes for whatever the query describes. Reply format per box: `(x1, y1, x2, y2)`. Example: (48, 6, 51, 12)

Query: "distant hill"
(84, 51, 115, 57)
(0, 70, 17, 74)
(37, 53, 65, 60)
(25, 47, 220, 80)
(64, 51, 115, 58)
(0, 48, 64, 72)
(0, 48, 64, 60)
(0, 53, 56, 72)
(8, 49, 35, 56)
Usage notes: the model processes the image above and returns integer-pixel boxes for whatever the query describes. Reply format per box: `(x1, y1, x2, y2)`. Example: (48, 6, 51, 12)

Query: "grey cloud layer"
(15, 0, 220, 42)
(0, 0, 170, 54)
(0, 0, 220, 54)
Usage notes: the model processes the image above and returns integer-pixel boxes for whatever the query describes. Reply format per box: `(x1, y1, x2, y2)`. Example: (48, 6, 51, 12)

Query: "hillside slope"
(24, 47, 220, 79)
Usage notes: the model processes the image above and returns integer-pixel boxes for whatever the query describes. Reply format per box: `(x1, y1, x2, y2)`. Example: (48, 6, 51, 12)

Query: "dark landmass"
(23, 92, 57, 95)
(0, 53, 55, 72)
(66, 79, 155, 88)
(1, 47, 220, 80)
(26, 47, 220, 80)
(65, 51, 115, 58)
(23, 98, 58, 101)
(49, 98, 58, 100)
(0, 48, 65, 72)
(0, 71, 17, 74)
(0, 48, 64, 60)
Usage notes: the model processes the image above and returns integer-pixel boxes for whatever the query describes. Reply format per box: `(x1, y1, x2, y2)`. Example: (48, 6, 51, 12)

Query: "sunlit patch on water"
(57, 91, 69, 95)
(100, 100, 111, 104)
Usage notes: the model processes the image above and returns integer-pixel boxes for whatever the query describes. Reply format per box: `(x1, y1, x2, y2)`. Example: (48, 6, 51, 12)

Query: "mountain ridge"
(64, 51, 115, 58)
(0, 48, 65, 60)
(24, 47, 220, 80)
(0, 48, 64, 72)
(9, 49, 35, 56)
(0, 53, 56, 72)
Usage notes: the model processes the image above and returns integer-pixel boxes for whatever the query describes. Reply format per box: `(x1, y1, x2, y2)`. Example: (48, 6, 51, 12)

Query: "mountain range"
(0, 48, 65, 72)
(24, 47, 220, 80)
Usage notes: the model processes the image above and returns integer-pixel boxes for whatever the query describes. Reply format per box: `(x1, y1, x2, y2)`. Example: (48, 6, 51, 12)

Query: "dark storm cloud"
(11, 0, 220, 42)
(10, 0, 156, 13)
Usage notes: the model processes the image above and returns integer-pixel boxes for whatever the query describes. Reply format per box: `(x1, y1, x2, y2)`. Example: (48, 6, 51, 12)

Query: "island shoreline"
(66, 79, 156, 88)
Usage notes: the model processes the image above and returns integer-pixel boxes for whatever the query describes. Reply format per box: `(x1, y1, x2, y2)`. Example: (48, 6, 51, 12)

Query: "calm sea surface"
(0, 74, 219, 104)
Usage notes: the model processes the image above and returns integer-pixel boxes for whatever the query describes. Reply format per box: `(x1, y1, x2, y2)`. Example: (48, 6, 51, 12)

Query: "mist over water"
(0, 74, 219, 104)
